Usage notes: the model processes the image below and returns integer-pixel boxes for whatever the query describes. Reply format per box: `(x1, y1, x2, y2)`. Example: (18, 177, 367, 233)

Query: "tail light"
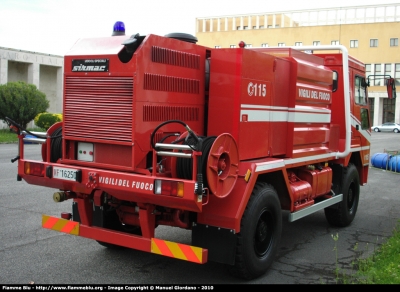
(24, 162, 45, 177)
(154, 180, 184, 197)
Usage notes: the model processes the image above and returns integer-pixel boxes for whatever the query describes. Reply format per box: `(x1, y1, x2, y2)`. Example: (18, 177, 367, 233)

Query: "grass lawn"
(0, 128, 46, 143)
(0, 129, 19, 143)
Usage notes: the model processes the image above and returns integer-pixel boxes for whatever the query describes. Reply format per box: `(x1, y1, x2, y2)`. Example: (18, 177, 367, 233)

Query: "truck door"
(351, 70, 371, 168)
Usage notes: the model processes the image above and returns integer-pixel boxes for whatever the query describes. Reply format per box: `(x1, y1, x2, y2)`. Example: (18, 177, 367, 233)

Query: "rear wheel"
(374, 128, 380, 132)
(97, 207, 142, 249)
(227, 183, 282, 280)
(324, 164, 360, 227)
(394, 128, 399, 133)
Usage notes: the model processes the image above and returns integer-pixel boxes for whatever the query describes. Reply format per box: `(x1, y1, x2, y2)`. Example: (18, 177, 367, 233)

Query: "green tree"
(0, 81, 49, 129)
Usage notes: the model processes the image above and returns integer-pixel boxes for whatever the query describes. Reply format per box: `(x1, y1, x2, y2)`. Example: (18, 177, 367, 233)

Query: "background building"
(1, 4, 398, 130)
(195, 3, 400, 126)
(0, 47, 63, 129)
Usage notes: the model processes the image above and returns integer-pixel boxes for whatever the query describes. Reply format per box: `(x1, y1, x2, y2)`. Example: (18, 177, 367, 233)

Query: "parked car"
(371, 122, 400, 133)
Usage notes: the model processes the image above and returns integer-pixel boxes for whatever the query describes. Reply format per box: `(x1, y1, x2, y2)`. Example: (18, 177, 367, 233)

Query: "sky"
(0, 0, 399, 56)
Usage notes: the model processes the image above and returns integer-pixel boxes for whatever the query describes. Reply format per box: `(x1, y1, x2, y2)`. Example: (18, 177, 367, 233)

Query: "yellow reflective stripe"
(42, 215, 79, 235)
(151, 238, 203, 263)
(165, 241, 187, 261)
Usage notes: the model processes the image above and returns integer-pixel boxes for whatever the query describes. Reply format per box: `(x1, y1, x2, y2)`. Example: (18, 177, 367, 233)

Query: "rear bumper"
(19, 159, 203, 212)
(42, 214, 208, 264)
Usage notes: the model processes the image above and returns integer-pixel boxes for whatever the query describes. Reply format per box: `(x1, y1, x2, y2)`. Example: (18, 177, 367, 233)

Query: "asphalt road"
(1, 132, 399, 285)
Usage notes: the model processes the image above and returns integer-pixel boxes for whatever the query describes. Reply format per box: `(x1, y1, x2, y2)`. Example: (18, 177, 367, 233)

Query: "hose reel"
(176, 133, 239, 198)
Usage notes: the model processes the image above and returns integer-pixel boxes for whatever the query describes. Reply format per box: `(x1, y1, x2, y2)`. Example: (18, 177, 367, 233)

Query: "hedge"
(34, 113, 63, 130)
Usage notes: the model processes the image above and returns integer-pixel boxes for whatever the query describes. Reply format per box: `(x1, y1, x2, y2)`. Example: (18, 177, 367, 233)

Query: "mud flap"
(72, 201, 81, 222)
(92, 205, 104, 227)
(72, 200, 105, 227)
(192, 223, 236, 265)
(326, 163, 344, 210)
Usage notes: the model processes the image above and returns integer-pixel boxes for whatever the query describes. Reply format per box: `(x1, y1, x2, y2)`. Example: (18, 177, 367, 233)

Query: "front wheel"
(324, 164, 360, 227)
(227, 183, 282, 280)
(374, 128, 380, 132)
(394, 128, 399, 133)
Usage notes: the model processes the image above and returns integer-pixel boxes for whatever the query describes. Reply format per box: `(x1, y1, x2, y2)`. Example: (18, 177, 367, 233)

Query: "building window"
(395, 64, 400, 86)
(230, 45, 236, 48)
(382, 98, 395, 123)
(366, 64, 371, 84)
(331, 40, 339, 45)
(390, 38, 398, 47)
(267, 25, 273, 28)
(295, 42, 302, 46)
(366, 64, 371, 72)
(245, 44, 252, 48)
(215, 46, 221, 49)
(385, 63, 392, 79)
(259, 25, 264, 29)
(237, 26, 242, 30)
(374, 64, 382, 86)
(313, 41, 320, 46)
(253, 26, 257, 29)
(278, 43, 285, 47)
(370, 39, 378, 47)
(275, 25, 280, 28)
(261, 43, 269, 47)
(350, 40, 358, 48)
(243, 26, 249, 30)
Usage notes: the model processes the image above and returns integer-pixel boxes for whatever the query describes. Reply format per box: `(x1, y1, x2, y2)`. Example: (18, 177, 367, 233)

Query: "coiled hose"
(176, 136, 216, 189)
(50, 126, 62, 162)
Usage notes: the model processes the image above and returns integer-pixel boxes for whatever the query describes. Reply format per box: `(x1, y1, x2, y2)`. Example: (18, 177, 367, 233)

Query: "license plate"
(53, 167, 78, 181)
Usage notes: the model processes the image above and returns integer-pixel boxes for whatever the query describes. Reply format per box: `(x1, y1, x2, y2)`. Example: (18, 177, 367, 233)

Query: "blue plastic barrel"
(23, 134, 36, 144)
(389, 155, 400, 173)
(371, 153, 391, 169)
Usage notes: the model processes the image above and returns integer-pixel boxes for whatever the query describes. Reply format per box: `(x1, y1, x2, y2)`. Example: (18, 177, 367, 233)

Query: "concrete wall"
(39, 65, 63, 114)
(8, 61, 29, 83)
(0, 48, 63, 129)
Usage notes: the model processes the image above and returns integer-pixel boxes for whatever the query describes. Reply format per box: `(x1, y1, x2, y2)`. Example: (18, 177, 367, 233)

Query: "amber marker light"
(154, 180, 184, 197)
(25, 162, 45, 177)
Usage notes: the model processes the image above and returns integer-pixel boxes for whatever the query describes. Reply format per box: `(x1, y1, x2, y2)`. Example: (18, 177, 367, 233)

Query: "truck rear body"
(9, 30, 373, 279)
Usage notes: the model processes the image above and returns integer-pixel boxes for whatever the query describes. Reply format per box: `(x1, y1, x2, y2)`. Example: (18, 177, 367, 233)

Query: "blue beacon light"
(112, 21, 125, 36)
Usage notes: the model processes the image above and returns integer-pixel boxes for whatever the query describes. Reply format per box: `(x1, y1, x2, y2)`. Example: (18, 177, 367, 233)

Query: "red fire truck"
(7, 22, 393, 280)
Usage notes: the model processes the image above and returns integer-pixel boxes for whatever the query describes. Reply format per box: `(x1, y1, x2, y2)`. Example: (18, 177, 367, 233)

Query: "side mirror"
(361, 78, 368, 87)
(386, 78, 396, 99)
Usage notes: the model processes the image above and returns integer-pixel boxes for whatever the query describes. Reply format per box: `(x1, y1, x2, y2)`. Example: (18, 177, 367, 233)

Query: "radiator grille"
(64, 76, 133, 142)
(151, 46, 200, 69)
(143, 105, 199, 122)
(144, 73, 199, 94)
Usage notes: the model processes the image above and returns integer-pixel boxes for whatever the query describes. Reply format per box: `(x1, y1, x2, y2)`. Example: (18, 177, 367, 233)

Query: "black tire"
(324, 164, 360, 227)
(374, 128, 379, 132)
(227, 183, 282, 280)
